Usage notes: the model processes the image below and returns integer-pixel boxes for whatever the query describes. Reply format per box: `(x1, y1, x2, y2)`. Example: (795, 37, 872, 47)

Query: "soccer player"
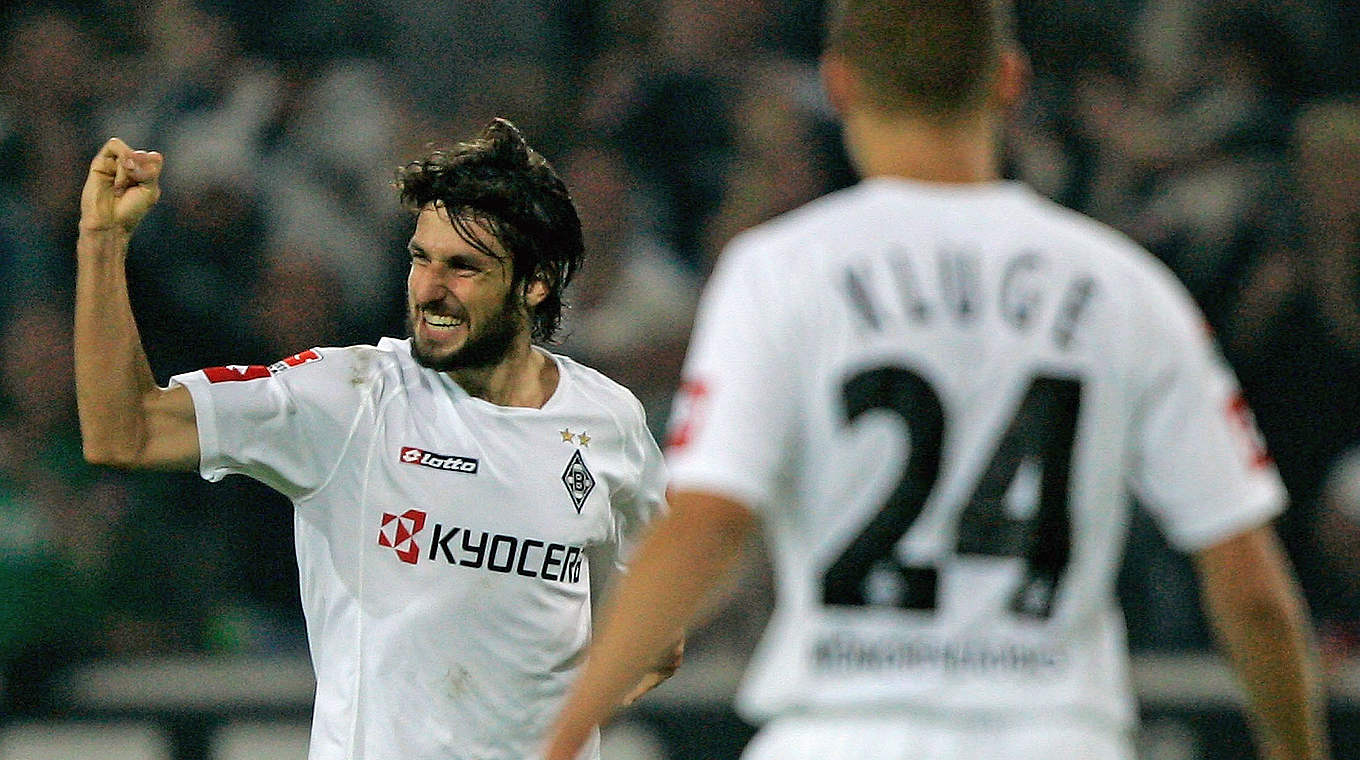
(75, 118, 677, 760)
(543, 2, 1332, 760)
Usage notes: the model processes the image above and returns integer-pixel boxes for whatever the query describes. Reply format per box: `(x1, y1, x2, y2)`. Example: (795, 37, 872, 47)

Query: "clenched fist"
(80, 137, 163, 234)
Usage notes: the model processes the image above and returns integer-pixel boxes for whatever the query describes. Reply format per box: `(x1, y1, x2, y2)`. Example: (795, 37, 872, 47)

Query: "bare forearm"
(1199, 529, 1332, 760)
(1207, 591, 1330, 760)
(75, 228, 160, 465)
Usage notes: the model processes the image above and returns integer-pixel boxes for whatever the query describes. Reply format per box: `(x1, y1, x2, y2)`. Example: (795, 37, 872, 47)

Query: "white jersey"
(665, 178, 1284, 731)
(172, 337, 667, 760)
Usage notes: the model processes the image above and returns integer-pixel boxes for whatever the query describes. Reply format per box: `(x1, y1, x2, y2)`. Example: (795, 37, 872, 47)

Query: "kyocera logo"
(376, 510, 584, 582)
(399, 446, 479, 474)
(378, 509, 427, 565)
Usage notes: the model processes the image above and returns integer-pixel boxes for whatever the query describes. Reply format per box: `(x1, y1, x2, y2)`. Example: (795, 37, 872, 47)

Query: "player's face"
(405, 205, 531, 372)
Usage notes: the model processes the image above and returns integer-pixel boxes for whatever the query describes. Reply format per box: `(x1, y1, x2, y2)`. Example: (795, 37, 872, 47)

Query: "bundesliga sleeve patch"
(202, 349, 323, 383)
(665, 379, 709, 450)
(269, 349, 323, 373)
(1226, 394, 1273, 469)
(203, 365, 271, 383)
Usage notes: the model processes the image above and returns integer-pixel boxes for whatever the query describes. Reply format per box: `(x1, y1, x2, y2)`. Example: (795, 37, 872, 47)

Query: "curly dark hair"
(394, 118, 583, 343)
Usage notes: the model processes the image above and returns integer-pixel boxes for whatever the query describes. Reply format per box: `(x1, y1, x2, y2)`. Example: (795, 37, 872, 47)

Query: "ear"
(995, 48, 1030, 113)
(523, 277, 550, 309)
(820, 52, 857, 118)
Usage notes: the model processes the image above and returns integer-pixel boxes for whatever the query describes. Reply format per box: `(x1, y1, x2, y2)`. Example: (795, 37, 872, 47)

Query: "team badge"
(561, 450, 595, 513)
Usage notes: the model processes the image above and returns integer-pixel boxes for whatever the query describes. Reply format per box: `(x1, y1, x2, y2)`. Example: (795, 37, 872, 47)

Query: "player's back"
(668, 177, 1280, 730)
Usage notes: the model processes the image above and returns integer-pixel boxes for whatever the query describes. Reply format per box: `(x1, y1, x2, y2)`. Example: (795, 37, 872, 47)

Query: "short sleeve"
(1126, 269, 1287, 551)
(169, 347, 370, 500)
(664, 235, 801, 513)
(589, 393, 670, 610)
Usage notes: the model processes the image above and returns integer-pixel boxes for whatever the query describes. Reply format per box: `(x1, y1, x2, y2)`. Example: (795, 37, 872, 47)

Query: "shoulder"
(242, 340, 418, 405)
(553, 352, 649, 424)
(721, 184, 871, 267)
(1000, 189, 1204, 321)
(275, 340, 404, 381)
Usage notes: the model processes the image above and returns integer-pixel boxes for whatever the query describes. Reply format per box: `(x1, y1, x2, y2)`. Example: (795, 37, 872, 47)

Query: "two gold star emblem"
(559, 428, 590, 447)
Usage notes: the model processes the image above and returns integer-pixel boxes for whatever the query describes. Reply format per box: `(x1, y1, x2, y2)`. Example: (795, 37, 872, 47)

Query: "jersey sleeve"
(664, 235, 801, 514)
(168, 347, 370, 500)
(589, 394, 670, 612)
(1126, 266, 1287, 552)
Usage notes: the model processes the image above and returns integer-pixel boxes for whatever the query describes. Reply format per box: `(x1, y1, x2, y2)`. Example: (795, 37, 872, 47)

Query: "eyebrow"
(407, 242, 493, 270)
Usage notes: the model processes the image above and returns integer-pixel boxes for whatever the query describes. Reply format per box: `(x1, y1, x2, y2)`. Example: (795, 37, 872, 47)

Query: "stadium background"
(0, 0, 1357, 757)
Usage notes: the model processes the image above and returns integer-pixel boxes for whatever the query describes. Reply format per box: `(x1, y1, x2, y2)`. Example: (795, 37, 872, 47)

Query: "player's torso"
(744, 181, 1141, 723)
(298, 355, 626, 758)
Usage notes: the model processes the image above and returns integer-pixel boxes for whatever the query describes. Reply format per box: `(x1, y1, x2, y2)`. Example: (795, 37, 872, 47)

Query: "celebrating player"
(76, 118, 677, 760)
(542, 2, 1331, 759)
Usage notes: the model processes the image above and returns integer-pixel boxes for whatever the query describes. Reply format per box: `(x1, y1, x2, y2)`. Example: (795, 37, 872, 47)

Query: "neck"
(842, 106, 1000, 184)
(447, 342, 558, 408)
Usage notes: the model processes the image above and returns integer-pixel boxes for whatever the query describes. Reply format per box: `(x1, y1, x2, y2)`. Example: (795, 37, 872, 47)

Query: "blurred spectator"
(1068, 3, 1299, 322)
(257, 58, 414, 336)
(589, 0, 778, 268)
(1222, 97, 1360, 603)
(0, 298, 226, 710)
(0, 298, 113, 712)
(701, 60, 849, 268)
(99, 0, 273, 150)
(555, 143, 699, 437)
(0, 8, 107, 308)
(1313, 445, 1360, 668)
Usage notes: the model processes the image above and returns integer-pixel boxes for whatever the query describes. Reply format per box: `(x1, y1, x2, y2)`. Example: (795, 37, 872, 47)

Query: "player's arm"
(543, 489, 757, 760)
(619, 637, 684, 707)
(1194, 524, 1332, 760)
(76, 138, 200, 471)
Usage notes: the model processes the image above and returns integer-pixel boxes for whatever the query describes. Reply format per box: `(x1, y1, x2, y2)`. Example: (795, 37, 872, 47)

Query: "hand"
(80, 137, 163, 234)
(619, 639, 684, 707)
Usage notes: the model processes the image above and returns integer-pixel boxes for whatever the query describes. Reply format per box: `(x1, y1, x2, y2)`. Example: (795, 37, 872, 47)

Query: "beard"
(408, 288, 528, 372)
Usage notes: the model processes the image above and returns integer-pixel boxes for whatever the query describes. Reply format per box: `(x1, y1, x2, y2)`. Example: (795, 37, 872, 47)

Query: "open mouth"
(422, 313, 466, 332)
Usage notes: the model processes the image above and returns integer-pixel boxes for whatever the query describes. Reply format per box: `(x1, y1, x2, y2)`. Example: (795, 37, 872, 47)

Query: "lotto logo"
(399, 446, 479, 474)
(378, 509, 428, 565)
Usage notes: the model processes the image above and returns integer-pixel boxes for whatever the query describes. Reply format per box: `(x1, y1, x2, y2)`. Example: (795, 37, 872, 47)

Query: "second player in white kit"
(543, 3, 1331, 759)
(665, 177, 1282, 756)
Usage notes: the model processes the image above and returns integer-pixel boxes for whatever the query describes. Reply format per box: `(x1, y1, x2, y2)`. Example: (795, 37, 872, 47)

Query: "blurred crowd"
(0, 0, 1357, 717)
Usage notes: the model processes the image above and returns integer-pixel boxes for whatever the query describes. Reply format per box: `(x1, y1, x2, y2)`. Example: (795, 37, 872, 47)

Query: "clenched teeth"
(424, 314, 464, 328)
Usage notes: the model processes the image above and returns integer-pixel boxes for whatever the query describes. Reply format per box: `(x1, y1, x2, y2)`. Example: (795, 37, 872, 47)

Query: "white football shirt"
(172, 337, 667, 760)
(665, 178, 1284, 731)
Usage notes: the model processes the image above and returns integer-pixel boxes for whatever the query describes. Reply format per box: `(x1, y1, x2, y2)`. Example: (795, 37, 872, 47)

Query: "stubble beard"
(408, 288, 529, 373)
